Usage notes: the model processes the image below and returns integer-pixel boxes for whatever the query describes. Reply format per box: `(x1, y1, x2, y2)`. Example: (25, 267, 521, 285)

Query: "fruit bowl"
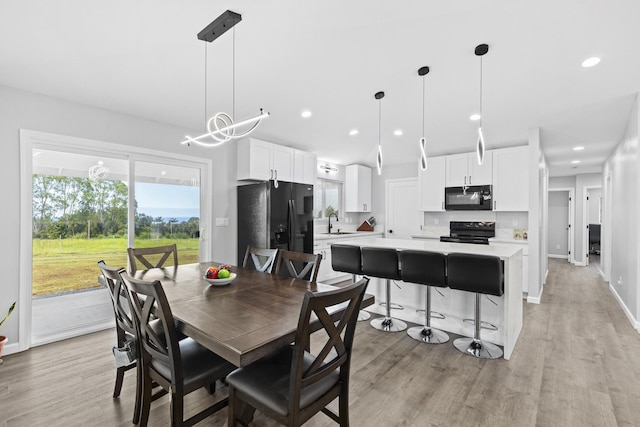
(203, 272, 237, 286)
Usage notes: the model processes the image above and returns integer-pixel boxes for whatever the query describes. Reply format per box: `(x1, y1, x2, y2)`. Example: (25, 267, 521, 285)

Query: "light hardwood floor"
(2, 259, 640, 426)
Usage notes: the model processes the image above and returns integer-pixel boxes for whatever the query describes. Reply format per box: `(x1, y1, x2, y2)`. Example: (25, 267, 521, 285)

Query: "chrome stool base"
(463, 318, 498, 331)
(371, 316, 407, 332)
(379, 302, 404, 310)
(407, 326, 449, 344)
(357, 310, 371, 321)
(416, 309, 445, 319)
(453, 337, 503, 359)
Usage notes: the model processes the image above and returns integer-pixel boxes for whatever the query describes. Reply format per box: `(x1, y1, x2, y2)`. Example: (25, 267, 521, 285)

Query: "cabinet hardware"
(469, 175, 472, 185)
(464, 176, 467, 186)
(270, 169, 273, 180)
(494, 201, 496, 209)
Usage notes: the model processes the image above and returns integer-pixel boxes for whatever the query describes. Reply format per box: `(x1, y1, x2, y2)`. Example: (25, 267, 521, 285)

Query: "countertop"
(314, 231, 384, 241)
(339, 237, 523, 260)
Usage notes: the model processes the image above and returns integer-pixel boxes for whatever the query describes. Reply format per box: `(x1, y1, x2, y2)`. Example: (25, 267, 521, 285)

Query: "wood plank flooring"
(2, 259, 640, 426)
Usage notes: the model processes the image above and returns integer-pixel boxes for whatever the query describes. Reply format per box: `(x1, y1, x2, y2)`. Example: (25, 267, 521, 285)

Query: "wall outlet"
(434, 218, 439, 225)
(512, 219, 519, 227)
(215, 218, 230, 227)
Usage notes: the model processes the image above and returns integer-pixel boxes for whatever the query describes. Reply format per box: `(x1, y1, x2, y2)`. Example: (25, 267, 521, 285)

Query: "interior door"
(386, 179, 420, 239)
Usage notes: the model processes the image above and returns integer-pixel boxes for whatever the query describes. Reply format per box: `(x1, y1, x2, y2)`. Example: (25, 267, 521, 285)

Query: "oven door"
(444, 185, 492, 210)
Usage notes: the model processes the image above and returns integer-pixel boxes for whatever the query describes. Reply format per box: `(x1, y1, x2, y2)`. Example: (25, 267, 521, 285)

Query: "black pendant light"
(475, 43, 489, 165)
(375, 91, 385, 175)
(418, 66, 430, 171)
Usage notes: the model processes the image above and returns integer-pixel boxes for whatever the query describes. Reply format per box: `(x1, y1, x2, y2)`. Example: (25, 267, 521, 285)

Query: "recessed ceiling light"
(470, 114, 481, 121)
(394, 130, 403, 136)
(573, 146, 585, 151)
(582, 57, 601, 68)
(301, 110, 312, 118)
(571, 160, 581, 164)
(349, 129, 358, 136)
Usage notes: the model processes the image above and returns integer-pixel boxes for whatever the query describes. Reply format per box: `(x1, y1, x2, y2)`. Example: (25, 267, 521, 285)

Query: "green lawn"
(32, 237, 199, 297)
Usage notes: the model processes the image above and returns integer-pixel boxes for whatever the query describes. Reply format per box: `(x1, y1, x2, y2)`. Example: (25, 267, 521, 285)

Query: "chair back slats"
(242, 246, 278, 273)
(274, 250, 322, 282)
(127, 244, 178, 274)
(288, 278, 368, 411)
(120, 273, 183, 385)
(98, 260, 136, 337)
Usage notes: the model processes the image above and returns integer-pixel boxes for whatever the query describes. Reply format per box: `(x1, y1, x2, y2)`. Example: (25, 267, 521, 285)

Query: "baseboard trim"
(1, 341, 20, 357)
(609, 284, 640, 332)
(527, 284, 543, 304)
(548, 254, 568, 259)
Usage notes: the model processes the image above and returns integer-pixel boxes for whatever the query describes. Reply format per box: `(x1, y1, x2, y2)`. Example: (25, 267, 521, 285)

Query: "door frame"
(582, 185, 602, 267)
(385, 178, 420, 239)
(547, 187, 575, 264)
(19, 129, 212, 352)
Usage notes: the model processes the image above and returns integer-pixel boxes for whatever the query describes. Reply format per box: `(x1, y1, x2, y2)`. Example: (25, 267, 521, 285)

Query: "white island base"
(338, 238, 523, 360)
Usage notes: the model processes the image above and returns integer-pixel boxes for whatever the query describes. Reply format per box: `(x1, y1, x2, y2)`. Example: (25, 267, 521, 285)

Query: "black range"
(440, 221, 495, 245)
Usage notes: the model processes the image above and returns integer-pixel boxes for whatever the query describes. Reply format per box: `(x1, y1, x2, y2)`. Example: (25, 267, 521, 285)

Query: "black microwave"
(444, 185, 493, 210)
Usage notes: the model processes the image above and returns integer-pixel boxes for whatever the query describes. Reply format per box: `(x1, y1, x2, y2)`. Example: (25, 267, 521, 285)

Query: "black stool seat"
(331, 244, 370, 322)
(447, 253, 504, 359)
(400, 250, 449, 344)
(361, 247, 406, 332)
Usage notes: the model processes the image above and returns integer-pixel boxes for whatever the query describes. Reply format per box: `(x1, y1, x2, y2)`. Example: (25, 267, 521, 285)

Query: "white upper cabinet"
(445, 151, 493, 187)
(345, 164, 371, 212)
(418, 156, 446, 211)
(237, 138, 294, 183)
(492, 146, 529, 211)
(293, 149, 317, 185)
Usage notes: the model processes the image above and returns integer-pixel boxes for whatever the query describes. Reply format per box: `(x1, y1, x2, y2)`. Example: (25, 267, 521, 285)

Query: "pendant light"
(375, 91, 385, 175)
(180, 10, 269, 148)
(418, 66, 430, 171)
(475, 43, 489, 165)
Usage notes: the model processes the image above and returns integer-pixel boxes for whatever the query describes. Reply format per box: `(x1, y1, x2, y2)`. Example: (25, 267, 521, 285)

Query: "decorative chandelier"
(375, 91, 385, 175)
(475, 43, 489, 165)
(418, 66, 430, 171)
(180, 10, 269, 148)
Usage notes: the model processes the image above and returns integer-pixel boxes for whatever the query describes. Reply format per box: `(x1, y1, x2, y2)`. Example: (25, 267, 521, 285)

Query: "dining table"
(134, 262, 375, 367)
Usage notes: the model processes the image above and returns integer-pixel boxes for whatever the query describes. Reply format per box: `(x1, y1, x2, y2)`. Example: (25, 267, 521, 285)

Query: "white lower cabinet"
(314, 240, 335, 282)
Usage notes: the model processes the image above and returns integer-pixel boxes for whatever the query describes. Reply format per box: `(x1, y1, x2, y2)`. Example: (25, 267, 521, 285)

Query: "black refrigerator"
(237, 181, 314, 266)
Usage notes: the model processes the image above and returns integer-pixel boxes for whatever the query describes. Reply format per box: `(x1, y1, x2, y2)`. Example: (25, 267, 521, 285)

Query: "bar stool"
(447, 252, 504, 359)
(331, 244, 370, 321)
(400, 250, 449, 344)
(361, 247, 407, 332)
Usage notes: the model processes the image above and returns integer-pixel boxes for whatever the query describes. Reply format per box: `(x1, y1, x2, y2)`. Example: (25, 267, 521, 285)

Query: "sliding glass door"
(24, 134, 210, 346)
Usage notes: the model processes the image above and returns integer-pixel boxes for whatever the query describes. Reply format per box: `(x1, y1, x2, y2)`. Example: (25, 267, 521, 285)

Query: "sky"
(135, 182, 199, 220)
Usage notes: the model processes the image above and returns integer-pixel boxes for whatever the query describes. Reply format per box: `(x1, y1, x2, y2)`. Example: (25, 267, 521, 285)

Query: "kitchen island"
(337, 237, 523, 359)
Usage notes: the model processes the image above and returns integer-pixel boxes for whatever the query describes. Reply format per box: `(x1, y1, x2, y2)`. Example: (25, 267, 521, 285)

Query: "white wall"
(528, 127, 549, 303)
(0, 85, 240, 350)
(603, 94, 639, 326)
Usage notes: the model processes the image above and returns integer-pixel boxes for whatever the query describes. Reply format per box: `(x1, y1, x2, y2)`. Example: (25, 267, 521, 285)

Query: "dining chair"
(127, 244, 178, 274)
(226, 277, 369, 427)
(274, 250, 322, 282)
(242, 246, 278, 273)
(98, 260, 143, 424)
(120, 272, 235, 427)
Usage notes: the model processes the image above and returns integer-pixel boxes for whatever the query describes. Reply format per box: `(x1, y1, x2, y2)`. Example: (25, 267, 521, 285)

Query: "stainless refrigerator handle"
(288, 200, 297, 251)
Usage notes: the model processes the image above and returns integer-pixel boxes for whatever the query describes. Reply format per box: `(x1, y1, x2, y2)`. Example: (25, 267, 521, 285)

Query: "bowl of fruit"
(203, 264, 236, 286)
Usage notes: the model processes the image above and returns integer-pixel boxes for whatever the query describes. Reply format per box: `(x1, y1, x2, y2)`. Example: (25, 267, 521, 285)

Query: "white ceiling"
(1, 0, 639, 177)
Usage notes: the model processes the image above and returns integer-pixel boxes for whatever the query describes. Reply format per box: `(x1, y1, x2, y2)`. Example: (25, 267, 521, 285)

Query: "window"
(314, 179, 342, 218)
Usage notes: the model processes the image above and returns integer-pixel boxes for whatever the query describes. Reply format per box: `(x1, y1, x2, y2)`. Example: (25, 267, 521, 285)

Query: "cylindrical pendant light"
(418, 66, 430, 171)
(475, 43, 489, 165)
(375, 91, 385, 175)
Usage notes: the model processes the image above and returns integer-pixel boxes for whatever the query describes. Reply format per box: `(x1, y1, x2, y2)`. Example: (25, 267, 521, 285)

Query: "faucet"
(328, 212, 339, 234)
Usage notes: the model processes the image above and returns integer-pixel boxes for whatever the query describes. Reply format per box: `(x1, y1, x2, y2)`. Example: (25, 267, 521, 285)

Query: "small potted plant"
(0, 302, 16, 359)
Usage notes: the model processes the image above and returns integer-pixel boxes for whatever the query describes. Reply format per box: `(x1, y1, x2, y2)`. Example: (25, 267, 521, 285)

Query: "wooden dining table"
(134, 262, 374, 367)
